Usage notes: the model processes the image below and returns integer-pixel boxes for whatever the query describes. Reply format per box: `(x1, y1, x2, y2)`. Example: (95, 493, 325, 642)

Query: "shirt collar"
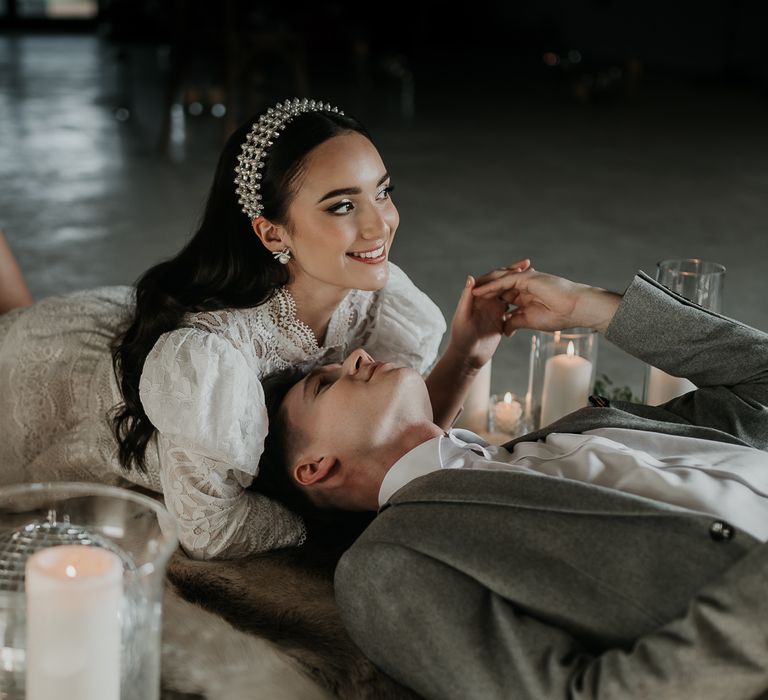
(377, 429, 492, 507)
(446, 429, 493, 457)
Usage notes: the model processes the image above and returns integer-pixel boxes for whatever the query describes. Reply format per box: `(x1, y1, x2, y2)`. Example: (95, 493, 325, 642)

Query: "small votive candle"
(489, 392, 524, 435)
(25, 544, 123, 700)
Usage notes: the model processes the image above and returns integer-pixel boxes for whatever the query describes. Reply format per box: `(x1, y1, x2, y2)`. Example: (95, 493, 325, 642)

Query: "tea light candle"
(26, 544, 122, 700)
(646, 366, 696, 405)
(540, 341, 593, 426)
(492, 392, 523, 434)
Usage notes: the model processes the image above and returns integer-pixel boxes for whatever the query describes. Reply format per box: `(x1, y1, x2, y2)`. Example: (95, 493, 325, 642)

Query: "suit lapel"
(502, 402, 755, 450)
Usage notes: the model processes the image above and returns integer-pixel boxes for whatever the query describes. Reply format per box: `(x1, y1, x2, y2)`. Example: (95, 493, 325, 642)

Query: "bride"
(0, 98, 522, 560)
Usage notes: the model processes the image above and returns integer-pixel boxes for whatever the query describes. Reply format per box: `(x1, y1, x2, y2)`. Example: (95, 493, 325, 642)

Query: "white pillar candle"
(492, 392, 523, 434)
(454, 360, 492, 433)
(26, 544, 122, 700)
(540, 341, 593, 426)
(646, 366, 696, 405)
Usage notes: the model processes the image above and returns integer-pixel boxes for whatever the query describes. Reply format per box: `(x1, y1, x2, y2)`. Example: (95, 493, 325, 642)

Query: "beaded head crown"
(234, 97, 344, 220)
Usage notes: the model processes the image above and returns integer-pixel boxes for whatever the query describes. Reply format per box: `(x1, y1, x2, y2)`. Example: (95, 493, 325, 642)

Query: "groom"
(257, 267, 768, 700)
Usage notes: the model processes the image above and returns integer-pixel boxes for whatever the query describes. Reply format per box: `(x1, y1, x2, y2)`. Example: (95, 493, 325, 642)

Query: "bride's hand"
(448, 259, 531, 370)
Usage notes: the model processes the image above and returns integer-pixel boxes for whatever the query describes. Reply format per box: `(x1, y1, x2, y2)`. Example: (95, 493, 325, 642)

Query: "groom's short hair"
(252, 368, 314, 513)
(253, 367, 377, 543)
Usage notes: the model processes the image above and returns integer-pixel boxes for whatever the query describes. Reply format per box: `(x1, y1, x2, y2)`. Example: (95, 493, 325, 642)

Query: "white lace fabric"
(158, 436, 306, 560)
(0, 263, 446, 559)
(0, 286, 159, 489)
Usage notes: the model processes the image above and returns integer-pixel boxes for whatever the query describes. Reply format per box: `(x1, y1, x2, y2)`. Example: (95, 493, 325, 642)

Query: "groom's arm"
(474, 267, 768, 448)
(605, 271, 768, 448)
(336, 537, 768, 700)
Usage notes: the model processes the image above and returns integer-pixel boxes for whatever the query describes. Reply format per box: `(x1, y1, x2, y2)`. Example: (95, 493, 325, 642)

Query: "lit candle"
(540, 341, 593, 426)
(26, 545, 122, 700)
(646, 366, 696, 405)
(492, 392, 523, 434)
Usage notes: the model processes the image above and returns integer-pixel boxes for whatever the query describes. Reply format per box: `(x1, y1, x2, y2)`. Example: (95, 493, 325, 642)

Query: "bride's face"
(280, 131, 399, 292)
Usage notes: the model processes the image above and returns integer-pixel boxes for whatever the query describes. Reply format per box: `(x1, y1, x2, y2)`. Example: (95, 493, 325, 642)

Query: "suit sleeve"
(335, 538, 768, 700)
(605, 271, 768, 449)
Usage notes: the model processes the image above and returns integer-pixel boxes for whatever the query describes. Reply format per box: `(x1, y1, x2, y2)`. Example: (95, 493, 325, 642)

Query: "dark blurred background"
(1, 0, 767, 395)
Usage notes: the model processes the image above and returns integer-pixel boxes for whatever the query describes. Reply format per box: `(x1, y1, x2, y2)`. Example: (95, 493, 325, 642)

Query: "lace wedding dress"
(0, 263, 445, 559)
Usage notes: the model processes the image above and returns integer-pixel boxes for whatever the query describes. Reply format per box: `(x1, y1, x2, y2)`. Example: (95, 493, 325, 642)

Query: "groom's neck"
(387, 421, 444, 468)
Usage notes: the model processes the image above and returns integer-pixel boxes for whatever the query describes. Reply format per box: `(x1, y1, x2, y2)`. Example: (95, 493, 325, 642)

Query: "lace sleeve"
(365, 262, 447, 375)
(158, 435, 306, 560)
(139, 325, 267, 476)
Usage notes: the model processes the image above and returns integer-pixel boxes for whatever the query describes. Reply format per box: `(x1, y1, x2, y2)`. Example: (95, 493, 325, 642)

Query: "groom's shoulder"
(382, 467, 546, 510)
(382, 463, 626, 504)
(381, 464, 687, 519)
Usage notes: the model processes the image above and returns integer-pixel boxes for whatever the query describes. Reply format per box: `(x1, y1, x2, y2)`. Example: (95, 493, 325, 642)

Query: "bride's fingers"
(512, 258, 532, 272)
(502, 310, 528, 335)
(473, 271, 533, 298)
(455, 275, 475, 317)
(473, 259, 531, 287)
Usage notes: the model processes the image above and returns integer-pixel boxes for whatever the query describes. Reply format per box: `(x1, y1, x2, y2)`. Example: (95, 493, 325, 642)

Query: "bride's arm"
(425, 341, 483, 430)
(426, 261, 530, 430)
(158, 435, 305, 560)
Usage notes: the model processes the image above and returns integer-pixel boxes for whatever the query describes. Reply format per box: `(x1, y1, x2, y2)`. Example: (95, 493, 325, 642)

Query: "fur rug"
(164, 540, 420, 700)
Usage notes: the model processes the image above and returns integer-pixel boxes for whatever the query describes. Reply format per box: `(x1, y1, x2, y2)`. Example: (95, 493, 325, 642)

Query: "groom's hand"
(472, 267, 622, 334)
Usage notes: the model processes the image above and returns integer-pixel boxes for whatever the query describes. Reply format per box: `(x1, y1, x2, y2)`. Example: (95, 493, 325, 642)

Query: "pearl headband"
(234, 97, 343, 220)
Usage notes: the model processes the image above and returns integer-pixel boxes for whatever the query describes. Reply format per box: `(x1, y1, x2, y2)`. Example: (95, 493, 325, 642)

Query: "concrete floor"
(2, 33, 767, 398)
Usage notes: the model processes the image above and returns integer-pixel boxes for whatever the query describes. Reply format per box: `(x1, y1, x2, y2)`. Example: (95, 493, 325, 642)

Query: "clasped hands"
(447, 259, 622, 370)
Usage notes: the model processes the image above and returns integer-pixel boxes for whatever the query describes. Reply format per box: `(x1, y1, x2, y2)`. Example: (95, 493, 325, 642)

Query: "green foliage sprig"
(592, 373, 641, 403)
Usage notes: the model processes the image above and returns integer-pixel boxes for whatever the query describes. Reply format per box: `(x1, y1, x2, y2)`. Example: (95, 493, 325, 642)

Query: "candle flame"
(567, 341, 575, 357)
(504, 392, 513, 404)
(65, 565, 77, 578)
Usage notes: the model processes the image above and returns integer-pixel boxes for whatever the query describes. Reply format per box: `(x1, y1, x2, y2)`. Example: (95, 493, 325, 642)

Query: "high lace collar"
(265, 286, 358, 358)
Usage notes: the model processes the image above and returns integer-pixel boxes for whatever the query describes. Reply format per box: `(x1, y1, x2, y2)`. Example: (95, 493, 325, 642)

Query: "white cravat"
(379, 428, 768, 541)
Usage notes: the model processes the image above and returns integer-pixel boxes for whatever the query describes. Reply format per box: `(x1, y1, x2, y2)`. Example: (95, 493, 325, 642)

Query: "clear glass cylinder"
(643, 258, 726, 404)
(0, 482, 178, 700)
(525, 328, 598, 430)
(655, 258, 726, 312)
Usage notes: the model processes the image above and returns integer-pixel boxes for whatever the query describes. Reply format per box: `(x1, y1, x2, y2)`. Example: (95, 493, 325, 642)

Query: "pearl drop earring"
(273, 248, 291, 265)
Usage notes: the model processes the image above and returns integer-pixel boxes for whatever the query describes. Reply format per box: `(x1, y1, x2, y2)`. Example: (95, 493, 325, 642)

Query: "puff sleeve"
(140, 327, 267, 474)
(365, 263, 447, 375)
(140, 326, 305, 559)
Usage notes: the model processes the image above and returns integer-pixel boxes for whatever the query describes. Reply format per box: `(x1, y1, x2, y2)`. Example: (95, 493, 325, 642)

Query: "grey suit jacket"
(335, 272, 768, 700)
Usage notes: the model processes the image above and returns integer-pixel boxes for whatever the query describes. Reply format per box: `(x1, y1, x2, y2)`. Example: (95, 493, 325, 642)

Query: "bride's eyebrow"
(316, 172, 390, 204)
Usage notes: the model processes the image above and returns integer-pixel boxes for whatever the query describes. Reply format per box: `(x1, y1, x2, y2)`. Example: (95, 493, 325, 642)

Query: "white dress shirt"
(379, 428, 768, 541)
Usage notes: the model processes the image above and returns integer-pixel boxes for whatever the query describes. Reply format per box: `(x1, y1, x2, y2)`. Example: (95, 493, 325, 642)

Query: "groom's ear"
(293, 455, 341, 488)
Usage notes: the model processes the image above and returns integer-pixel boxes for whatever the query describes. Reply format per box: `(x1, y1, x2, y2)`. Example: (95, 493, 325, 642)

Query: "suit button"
(710, 521, 734, 542)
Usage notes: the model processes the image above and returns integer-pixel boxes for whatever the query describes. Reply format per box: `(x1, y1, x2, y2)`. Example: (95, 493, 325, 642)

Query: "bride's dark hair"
(112, 108, 371, 472)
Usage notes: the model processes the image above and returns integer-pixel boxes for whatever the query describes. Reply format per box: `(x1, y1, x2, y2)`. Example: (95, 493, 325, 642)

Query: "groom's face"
(282, 348, 429, 453)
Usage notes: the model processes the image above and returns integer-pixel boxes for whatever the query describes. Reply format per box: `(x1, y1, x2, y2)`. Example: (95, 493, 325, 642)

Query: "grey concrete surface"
(2, 34, 767, 398)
